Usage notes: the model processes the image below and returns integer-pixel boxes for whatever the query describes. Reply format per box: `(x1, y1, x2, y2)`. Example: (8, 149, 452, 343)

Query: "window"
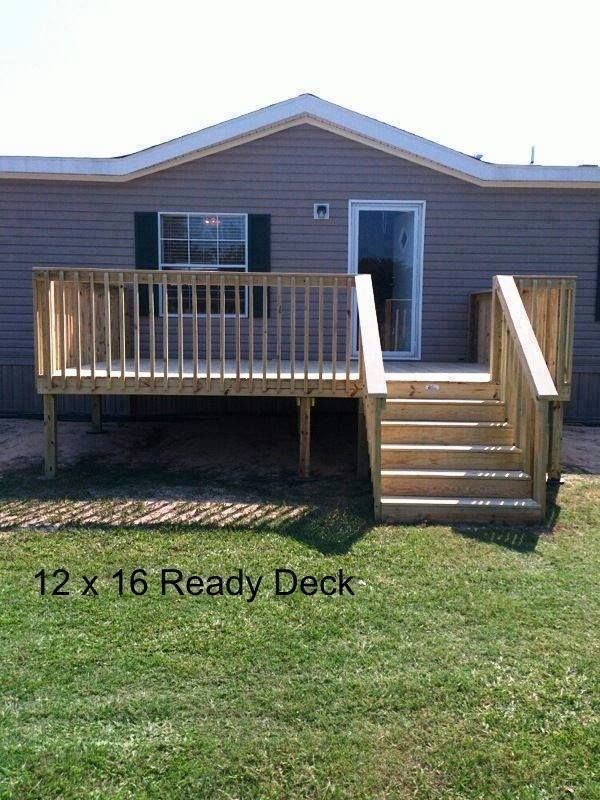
(159, 212, 248, 315)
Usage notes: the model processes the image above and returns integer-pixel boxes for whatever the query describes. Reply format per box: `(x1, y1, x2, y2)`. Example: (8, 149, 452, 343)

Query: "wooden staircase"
(358, 275, 576, 526)
(378, 379, 541, 523)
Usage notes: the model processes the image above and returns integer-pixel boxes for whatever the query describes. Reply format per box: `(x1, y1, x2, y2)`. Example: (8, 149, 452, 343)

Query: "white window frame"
(348, 199, 426, 360)
(158, 211, 249, 318)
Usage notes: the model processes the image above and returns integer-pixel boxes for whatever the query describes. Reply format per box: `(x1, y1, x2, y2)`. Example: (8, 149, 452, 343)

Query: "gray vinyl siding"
(1, 123, 599, 419)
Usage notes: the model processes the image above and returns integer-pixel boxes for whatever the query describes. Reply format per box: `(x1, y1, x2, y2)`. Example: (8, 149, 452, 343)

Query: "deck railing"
(490, 275, 575, 515)
(33, 268, 370, 398)
(511, 276, 576, 402)
(472, 275, 576, 484)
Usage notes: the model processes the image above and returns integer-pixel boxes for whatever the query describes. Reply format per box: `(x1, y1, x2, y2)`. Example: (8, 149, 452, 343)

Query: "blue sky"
(1, 0, 598, 165)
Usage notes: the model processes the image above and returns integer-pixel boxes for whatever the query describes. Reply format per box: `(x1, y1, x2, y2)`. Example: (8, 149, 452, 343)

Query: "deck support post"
(91, 395, 102, 433)
(43, 394, 57, 478)
(547, 401, 564, 483)
(297, 397, 313, 478)
(357, 397, 369, 478)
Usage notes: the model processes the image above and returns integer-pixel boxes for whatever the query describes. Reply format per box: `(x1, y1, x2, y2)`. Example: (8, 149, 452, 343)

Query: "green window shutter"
(134, 212, 159, 315)
(247, 214, 271, 318)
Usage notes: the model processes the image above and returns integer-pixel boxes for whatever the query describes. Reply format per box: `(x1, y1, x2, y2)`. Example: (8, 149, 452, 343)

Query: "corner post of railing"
(32, 272, 42, 386)
(37, 270, 54, 390)
(371, 396, 384, 521)
(532, 399, 550, 519)
(489, 277, 503, 386)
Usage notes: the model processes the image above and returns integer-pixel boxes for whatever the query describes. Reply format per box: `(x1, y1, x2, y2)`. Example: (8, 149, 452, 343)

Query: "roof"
(1, 94, 599, 187)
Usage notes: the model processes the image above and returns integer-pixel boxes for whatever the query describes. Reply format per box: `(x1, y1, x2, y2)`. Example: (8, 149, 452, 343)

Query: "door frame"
(348, 199, 426, 360)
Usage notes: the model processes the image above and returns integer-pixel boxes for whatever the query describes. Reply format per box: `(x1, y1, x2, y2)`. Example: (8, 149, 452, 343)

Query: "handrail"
(490, 274, 565, 516)
(355, 275, 387, 398)
(493, 275, 559, 401)
(32, 267, 350, 286)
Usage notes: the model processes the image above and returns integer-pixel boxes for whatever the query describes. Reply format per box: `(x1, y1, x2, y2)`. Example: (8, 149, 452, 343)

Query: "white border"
(348, 199, 426, 361)
(1, 95, 600, 187)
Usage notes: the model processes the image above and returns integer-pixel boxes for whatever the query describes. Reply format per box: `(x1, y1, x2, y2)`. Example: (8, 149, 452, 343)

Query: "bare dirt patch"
(0, 416, 597, 534)
(561, 424, 600, 474)
(0, 413, 370, 543)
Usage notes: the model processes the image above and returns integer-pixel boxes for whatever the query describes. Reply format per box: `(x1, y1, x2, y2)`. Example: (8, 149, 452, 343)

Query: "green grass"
(0, 469, 599, 799)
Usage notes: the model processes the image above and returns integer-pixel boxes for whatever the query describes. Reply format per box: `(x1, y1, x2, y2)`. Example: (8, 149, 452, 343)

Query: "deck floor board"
(53, 360, 490, 383)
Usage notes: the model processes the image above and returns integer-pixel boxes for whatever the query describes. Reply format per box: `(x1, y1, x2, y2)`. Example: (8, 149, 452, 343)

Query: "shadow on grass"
(448, 481, 562, 552)
(0, 459, 567, 556)
(0, 461, 374, 556)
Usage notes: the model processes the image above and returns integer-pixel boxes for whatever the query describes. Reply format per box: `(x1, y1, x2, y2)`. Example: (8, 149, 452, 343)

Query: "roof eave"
(1, 95, 599, 187)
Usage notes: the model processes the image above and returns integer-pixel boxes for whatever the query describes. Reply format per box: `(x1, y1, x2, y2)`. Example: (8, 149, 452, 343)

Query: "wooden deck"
(48, 359, 489, 393)
(33, 268, 575, 524)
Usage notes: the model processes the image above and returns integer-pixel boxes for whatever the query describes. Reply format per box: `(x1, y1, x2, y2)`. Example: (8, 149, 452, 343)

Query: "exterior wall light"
(313, 203, 330, 220)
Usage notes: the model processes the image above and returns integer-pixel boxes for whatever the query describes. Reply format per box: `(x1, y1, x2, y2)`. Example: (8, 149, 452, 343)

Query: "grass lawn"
(0, 466, 599, 799)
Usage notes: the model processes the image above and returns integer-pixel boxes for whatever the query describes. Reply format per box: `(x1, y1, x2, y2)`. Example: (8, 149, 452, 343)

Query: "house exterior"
(1, 95, 599, 423)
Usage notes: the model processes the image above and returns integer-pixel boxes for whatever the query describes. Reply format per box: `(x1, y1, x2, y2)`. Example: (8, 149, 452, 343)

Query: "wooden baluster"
(191, 272, 198, 386)
(499, 317, 508, 402)
(331, 278, 338, 392)
(89, 273, 96, 387)
(317, 277, 324, 392)
(345, 278, 352, 393)
(303, 277, 310, 393)
(206, 275, 212, 390)
(119, 271, 126, 386)
(133, 273, 140, 383)
(162, 272, 169, 389)
(555, 280, 568, 393)
(58, 270, 66, 387)
(262, 275, 268, 392)
(148, 273, 156, 385)
(290, 277, 296, 393)
(234, 273, 241, 392)
(219, 274, 225, 391)
(103, 272, 112, 386)
(177, 273, 184, 390)
(522, 379, 533, 475)
(42, 271, 53, 390)
(248, 276, 254, 389)
(33, 276, 42, 381)
(506, 336, 515, 427)
(564, 283, 575, 392)
(276, 275, 282, 392)
(74, 270, 82, 388)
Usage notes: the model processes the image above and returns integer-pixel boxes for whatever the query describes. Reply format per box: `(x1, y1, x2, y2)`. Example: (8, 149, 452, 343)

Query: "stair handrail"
(355, 274, 387, 520)
(492, 276, 559, 401)
(490, 275, 559, 516)
(355, 275, 387, 399)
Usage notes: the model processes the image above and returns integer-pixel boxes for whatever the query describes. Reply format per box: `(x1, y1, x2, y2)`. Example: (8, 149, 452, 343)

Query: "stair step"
(381, 443, 523, 469)
(381, 420, 513, 445)
(383, 398, 506, 422)
(386, 381, 500, 400)
(380, 468, 531, 498)
(380, 496, 541, 523)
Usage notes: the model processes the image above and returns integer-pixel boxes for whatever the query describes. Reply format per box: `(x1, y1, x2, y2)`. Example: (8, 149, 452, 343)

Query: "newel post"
(357, 397, 369, 478)
(547, 401, 564, 483)
(489, 281, 503, 386)
(372, 397, 384, 521)
(532, 400, 550, 519)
